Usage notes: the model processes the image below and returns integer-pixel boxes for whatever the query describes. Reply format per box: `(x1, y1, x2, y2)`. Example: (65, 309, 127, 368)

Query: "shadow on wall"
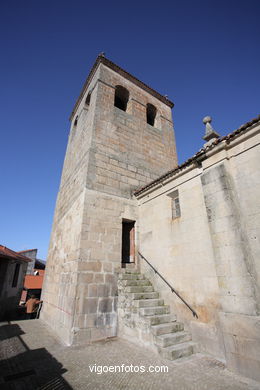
(4, 305, 29, 322)
(0, 322, 73, 390)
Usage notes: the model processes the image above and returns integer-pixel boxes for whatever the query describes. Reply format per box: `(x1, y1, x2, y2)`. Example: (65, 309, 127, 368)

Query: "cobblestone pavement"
(0, 320, 259, 390)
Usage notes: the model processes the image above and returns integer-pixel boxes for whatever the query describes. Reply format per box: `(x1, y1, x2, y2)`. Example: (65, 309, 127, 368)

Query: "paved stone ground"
(0, 320, 259, 390)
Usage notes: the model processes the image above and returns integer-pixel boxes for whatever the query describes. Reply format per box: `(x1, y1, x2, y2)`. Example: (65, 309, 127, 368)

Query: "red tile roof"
(24, 275, 44, 290)
(17, 249, 37, 253)
(0, 245, 32, 263)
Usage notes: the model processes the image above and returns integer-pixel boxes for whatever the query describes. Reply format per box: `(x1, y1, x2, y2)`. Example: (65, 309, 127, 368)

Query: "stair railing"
(138, 251, 198, 319)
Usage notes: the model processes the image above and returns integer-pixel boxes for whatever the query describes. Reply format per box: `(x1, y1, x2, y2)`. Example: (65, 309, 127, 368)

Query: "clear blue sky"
(1, 0, 259, 259)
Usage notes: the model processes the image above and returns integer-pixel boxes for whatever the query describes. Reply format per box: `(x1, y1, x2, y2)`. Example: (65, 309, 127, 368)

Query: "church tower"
(41, 55, 178, 345)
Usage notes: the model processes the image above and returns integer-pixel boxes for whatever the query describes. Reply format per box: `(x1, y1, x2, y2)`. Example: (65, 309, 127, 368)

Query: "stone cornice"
(70, 55, 174, 121)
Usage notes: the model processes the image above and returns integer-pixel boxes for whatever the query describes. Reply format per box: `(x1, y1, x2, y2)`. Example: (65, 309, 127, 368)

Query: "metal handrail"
(138, 252, 198, 319)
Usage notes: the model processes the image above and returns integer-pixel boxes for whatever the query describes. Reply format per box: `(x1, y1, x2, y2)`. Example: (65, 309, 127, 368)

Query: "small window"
(172, 197, 181, 219)
(114, 85, 129, 111)
(167, 190, 181, 219)
(85, 92, 91, 107)
(12, 263, 20, 288)
(146, 103, 157, 126)
(73, 115, 78, 128)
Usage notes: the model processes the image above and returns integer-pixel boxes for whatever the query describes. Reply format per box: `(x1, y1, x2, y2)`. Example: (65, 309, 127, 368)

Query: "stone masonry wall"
(136, 122, 260, 381)
(87, 64, 177, 198)
(201, 162, 257, 316)
(72, 189, 138, 343)
(138, 167, 224, 359)
(41, 60, 177, 345)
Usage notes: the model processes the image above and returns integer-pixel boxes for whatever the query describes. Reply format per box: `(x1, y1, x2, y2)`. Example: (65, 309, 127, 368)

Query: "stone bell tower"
(41, 54, 178, 345)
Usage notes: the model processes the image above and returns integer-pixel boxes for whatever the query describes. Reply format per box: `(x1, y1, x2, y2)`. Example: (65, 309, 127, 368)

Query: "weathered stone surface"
(77, 261, 102, 272)
(97, 284, 110, 297)
(40, 54, 260, 382)
(42, 56, 177, 345)
(88, 284, 98, 297)
(201, 163, 257, 316)
(78, 273, 94, 284)
(158, 341, 195, 360)
(136, 120, 260, 381)
(118, 270, 193, 361)
(98, 298, 113, 313)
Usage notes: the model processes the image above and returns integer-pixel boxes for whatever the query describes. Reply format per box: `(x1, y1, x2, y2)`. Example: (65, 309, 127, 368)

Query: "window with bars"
(167, 189, 181, 219)
(172, 196, 181, 218)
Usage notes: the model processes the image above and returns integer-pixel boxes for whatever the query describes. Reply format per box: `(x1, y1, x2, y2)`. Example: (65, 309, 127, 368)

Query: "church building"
(41, 55, 260, 382)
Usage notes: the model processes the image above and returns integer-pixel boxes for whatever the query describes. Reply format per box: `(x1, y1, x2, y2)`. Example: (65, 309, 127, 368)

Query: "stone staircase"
(118, 269, 195, 360)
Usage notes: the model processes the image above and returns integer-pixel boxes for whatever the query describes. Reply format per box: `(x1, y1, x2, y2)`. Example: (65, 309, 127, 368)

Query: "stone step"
(133, 299, 164, 308)
(154, 331, 191, 347)
(151, 322, 183, 336)
(119, 279, 151, 287)
(139, 306, 170, 316)
(131, 292, 159, 300)
(124, 263, 136, 269)
(118, 268, 194, 362)
(158, 341, 195, 360)
(144, 314, 176, 326)
(120, 269, 140, 274)
(118, 274, 145, 280)
(124, 286, 154, 293)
